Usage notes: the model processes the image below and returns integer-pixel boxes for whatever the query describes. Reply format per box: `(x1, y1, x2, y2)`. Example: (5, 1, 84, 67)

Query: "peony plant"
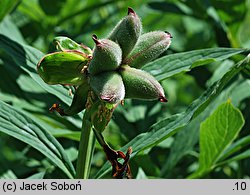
(37, 7, 172, 179)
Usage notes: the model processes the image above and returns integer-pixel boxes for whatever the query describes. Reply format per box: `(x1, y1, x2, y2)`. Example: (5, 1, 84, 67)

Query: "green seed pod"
(90, 71, 125, 104)
(120, 66, 167, 102)
(108, 7, 142, 59)
(49, 82, 90, 116)
(124, 31, 172, 69)
(88, 35, 122, 75)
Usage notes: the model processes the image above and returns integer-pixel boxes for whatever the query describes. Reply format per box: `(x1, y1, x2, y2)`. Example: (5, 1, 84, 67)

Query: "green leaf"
(0, 16, 26, 44)
(53, 36, 92, 55)
(0, 170, 17, 179)
(0, 0, 19, 21)
(217, 149, 250, 166)
(39, 0, 66, 16)
(148, 2, 193, 16)
(95, 54, 250, 178)
(27, 172, 45, 179)
(218, 135, 250, 162)
(0, 34, 72, 105)
(189, 101, 245, 178)
(142, 48, 248, 81)
(160, 77, 250, 177)
(37, 51, 89, 85)
(0, 100, 75, 178)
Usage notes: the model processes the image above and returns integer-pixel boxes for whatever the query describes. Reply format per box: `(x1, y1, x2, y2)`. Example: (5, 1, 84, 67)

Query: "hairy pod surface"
(88, 35, 122, 75)
(120, 66, 167, 102)
(108, 7, 142, 59)
(90, 71, 125, 104)
(124, 31, 172, 69)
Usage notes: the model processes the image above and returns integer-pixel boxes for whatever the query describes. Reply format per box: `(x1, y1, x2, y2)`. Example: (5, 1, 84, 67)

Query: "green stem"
(76, 110, 96, 179)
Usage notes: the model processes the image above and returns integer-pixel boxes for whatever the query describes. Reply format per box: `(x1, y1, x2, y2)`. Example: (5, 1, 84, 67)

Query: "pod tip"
(92, 34, 101, 45)
(159, 96, 168, 102)
(128, 7, 135, 15)
(165, 31, 173, 38)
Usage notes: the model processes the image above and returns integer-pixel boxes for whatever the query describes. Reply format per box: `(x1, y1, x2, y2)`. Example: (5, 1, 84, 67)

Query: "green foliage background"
(0, 0, 250, 179)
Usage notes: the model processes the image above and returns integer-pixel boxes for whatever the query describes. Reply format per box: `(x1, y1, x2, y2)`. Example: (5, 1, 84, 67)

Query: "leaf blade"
(0, 100, 76, 178)
(142, 48, 248, 81)
(189, 101, 245, 178)
(95, 54, 250, 178)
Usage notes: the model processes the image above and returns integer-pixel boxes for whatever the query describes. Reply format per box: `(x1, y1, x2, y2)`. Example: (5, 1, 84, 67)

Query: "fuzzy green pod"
(88, 35, 122, 75)
(108, 7, 142, 59)
(120, 66, 167, 102)
(90, 71, 125, 104)
(124, 31, 172, 69)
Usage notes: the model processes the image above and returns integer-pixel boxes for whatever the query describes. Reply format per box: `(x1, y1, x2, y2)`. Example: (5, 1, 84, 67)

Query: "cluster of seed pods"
(38, 7, 172, 132)
(37, 7, 172, 178)
(89, 8, 172, 105)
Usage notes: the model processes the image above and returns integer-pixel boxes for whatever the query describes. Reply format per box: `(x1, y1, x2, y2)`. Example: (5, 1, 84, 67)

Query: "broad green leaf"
(0, 0, 19, 21)
(189, 101, 245, 178)
(0, 16, 26, 44)
(95, 54, 250, 178)
(37, 51, 89, 85)
(53, 36, 92, 55)
(142, 48, 248, 81)
(0, 100, 75, 178)
(160, 77, 250, 177)
(0, 34, 72, 105)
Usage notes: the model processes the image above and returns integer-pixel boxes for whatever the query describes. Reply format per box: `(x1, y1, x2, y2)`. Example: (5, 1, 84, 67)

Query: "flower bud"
(120, 66, 167, 102)
(108, 7, 142, 59)
(124, 31, 172, 69)
(90, 71, 125, 104)
(88, 35, 122, 75)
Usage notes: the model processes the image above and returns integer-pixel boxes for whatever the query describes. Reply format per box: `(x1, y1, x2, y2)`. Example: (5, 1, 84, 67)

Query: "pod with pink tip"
(124, 31, 172, 69)
(88, 35, 122, 75)
(108, 7, 142, 59)
(90, 71, 125, 104)
(120, 65, 167, 102)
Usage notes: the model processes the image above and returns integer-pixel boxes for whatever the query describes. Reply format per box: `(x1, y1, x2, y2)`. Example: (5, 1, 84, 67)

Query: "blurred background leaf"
(0, 0, 249, 179)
